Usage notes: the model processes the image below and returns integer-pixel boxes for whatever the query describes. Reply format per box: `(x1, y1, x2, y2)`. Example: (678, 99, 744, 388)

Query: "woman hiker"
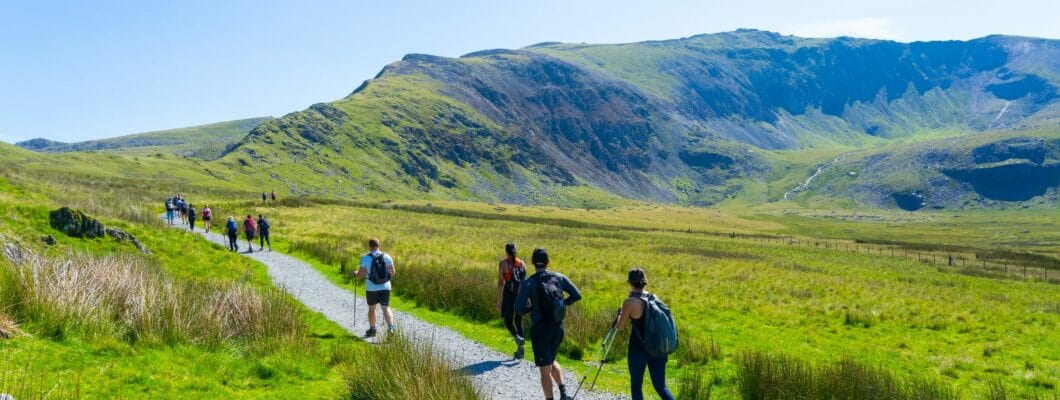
(617, 268, 675, 400)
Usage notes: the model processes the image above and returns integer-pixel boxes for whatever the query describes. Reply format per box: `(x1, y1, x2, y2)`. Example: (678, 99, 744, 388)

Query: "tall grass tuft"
(0, 250, 303, 348)
(737, 351, 956, 400)
(0, 310, 21, 339)
(0, 359, 80, 400)
(338, 334, 481, 400)
(677, 369, 712, 400)
(391, 262, 495, 322)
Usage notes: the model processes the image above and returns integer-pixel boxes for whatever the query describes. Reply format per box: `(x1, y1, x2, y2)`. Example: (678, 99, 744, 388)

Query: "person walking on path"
(165, 199, 175, 225)
(225, 217, 239, 252)
(201, 205, 212, 232)
(271, 190, 276, 202)
(514, 248, 582, 400)
(243, 215, 257, 253)
(262, 192, 267, 203)
(187, 204, 197, 232)
(617, 268, 676, 400)
(257, 214, 272, 251)
(496, 242, 527, 359)
(356, 238, 396, 338)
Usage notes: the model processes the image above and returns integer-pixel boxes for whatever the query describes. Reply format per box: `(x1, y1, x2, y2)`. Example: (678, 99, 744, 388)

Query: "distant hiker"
(243, 215, 257, 252)
(225, 217, 239, 252)
(271, 190, 276, 201)
(514, 248, 582, 400)
(202, 205, 212, 232)
(262, 192, 267, 202)
(165, 199, 175, 225)
(497, 242, 527, 359)
(356, 238, 396, 338)
(179, 198, 189, 223)
(617, 268, 676, 400)
(187, 204, 197, 232)
(257, 214, 272, 251)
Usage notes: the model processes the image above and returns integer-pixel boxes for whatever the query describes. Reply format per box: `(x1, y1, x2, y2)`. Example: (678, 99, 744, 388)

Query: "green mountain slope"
(17, 117, 269, 160)
(215, 30, 1058, 208)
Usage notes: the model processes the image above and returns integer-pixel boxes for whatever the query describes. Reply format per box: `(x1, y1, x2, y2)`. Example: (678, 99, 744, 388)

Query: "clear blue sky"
(2, 0, 1057, 143)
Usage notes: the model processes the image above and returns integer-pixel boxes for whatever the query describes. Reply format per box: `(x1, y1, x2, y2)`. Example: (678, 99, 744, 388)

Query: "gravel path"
(166, 217, 621, 400)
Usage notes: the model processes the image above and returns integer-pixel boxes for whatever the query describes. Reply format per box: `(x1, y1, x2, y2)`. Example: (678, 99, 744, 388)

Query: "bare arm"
(616, 298, 637, 330)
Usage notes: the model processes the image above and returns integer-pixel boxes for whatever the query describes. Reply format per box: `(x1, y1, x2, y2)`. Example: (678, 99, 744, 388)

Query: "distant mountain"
(17, 117, 270, 160)
(216, 29, 1058, 207)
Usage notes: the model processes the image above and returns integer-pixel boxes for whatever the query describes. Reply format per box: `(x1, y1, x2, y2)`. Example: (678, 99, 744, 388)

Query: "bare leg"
(539, 366, 554, 399)
(368, 304, 377, 328)
(382, 305, 395, 328)
(550, 361, 566, 386)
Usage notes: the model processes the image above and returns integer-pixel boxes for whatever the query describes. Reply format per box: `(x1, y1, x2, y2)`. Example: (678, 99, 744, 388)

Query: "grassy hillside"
(16, 117, 269, 160)
(0, 144, 477, 399)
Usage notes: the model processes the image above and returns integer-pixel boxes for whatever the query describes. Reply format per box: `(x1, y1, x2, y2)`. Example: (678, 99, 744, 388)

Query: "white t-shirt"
(359, 250, 394, 292)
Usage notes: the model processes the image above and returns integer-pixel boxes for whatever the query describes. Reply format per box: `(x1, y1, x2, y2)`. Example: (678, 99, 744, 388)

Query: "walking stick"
(572, 310, 621, 400)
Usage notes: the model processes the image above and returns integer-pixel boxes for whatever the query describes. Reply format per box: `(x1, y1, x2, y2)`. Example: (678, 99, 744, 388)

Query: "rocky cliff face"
(220, 30, 1060, 207)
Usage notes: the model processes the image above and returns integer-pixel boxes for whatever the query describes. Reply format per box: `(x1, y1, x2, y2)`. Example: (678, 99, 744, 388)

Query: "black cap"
(531, 248, 549, 268)
(505, 242, 517, 255)
(628, 267, 647, 285)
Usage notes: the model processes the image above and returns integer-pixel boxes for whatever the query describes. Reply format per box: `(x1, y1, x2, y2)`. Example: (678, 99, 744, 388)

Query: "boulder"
(41, 234, 56, 245)
(49, 207, 105, 238)
(106, 228, 150, 254)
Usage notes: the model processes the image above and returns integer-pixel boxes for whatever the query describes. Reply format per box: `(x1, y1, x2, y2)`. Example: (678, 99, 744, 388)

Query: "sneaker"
(364, 327, 377, 338)
(513, 345, 525, 359)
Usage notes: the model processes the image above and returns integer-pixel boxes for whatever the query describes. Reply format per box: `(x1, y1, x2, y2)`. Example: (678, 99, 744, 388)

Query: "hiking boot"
(364, 327, 377, 338)
(513, 344, 525, 359)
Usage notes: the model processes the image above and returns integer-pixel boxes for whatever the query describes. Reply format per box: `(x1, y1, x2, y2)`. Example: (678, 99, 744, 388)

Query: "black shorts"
(529, 322, 565, 367)
(203, 216, 211, 221)
(366, 290, 391, 306)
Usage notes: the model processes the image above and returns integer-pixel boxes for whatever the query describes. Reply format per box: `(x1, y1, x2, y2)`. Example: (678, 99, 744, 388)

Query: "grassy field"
(215, 199, 1058, 398)
(0, 159, 477, 399)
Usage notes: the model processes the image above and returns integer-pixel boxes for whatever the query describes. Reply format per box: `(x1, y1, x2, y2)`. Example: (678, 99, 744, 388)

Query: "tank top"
(629, 292, 648, 346)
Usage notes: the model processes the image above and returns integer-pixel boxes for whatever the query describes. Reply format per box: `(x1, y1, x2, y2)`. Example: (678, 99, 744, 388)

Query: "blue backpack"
(635, 293, 679, 357)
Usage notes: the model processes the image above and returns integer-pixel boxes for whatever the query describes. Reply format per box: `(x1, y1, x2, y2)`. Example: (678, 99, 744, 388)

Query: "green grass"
(231, 200, 1059, 398)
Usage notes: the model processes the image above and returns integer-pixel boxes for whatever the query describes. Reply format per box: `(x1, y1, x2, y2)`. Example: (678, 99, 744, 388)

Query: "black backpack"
(505, 259, 526, 294)
(259, 218, 270, 232)
(534, 272, 566, 323)
(367, 253, 392, 285)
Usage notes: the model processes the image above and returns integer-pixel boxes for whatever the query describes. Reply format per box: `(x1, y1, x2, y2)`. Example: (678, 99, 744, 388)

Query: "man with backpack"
(225, 216, 239, 252)
(514, 248, 582, 400)
(616, 268, 677, 400)
(356, 238, 396, 338)
(271, 190, 276, 202)
(165, 199, 175, 225)
(187, 204, 197, 232)
(243, 215, 256, 252)
(262, 192, 267, 203)
(257, 214, 272, 251)
(496, 242, 527, 359)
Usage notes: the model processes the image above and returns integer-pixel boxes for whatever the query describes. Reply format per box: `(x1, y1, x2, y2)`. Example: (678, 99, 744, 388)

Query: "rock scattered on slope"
(106, 228, 150, 254)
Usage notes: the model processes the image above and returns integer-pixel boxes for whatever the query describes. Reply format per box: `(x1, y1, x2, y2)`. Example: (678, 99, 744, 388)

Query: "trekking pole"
(572, 310, 621, 400)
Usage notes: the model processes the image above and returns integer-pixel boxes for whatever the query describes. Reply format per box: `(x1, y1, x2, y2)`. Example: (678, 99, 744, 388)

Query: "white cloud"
(786, 17, 904, 41)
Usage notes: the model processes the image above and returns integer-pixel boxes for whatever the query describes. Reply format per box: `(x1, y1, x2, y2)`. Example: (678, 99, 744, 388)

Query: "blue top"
(513, 270, 582, 325)
(225, 219, 238, 232)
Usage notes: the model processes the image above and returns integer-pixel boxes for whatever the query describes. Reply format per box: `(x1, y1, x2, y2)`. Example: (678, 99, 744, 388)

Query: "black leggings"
(188, 218, 196, 231)
(259, 232, 270, 248)
(628, 342, 675, 400)
(227, 233, 238, 251)
(500, 293, 524, 340)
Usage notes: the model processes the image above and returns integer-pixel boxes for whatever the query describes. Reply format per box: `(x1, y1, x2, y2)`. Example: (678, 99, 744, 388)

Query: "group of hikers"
(167, 194, 676, 400)
(164, 196, 272, 253)
(223, 214, 273, 253)
(355, 239, 677, 400)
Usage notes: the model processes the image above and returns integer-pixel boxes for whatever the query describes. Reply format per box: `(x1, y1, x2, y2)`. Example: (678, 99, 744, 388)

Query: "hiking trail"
(166, 218, 620, 400)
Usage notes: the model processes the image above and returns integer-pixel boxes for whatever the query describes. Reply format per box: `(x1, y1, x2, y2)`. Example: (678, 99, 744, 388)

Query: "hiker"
(225, 216, 239, 252)
(243, 215, 256, 252)
(514, 248, 582, 400)
(271, 190, 276, 201)
(257, 214, 272, 251)
(179, 197, 189, 224)
(496, 242, 527, 358)
(356, 238, 396, 338)
(202, 205, 212, 232)
(165, 199, 175, 225)
(262, 192, 267, 202)
(187, 204, 197, 232)
(617, 268, 676, 400)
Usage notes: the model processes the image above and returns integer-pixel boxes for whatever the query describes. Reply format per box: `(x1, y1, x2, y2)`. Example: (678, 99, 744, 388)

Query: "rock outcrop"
(49, 207, 105, 238)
